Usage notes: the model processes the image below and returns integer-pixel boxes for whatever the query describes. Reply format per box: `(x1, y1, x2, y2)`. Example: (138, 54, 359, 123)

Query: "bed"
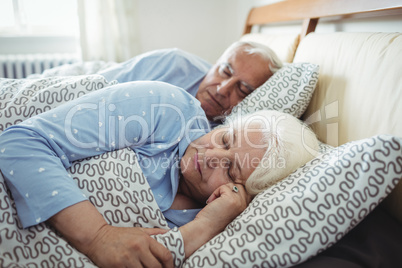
(1, 0, 402, 267)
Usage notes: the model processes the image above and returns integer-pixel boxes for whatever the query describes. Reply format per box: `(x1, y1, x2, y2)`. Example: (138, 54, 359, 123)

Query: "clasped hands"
(50, 183, 250, 268)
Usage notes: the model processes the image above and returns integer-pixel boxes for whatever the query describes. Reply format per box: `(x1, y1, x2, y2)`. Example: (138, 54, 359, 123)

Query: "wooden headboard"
(244, 0, 402, 39)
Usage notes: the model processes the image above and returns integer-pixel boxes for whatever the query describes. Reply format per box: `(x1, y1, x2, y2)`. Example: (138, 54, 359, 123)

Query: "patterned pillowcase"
(230, 62, 319, 118)
(183, 134, 402, 268)
(0, 75, 117, 132)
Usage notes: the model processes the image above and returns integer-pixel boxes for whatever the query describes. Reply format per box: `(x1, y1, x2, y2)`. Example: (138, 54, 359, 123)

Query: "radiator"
(0, 53, 80, 79)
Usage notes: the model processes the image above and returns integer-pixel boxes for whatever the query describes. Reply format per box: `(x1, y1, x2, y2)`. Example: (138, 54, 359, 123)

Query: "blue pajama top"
(98, 48, 220, 128)
(0, 81, 210, 228)
(98, 48, 212, 98)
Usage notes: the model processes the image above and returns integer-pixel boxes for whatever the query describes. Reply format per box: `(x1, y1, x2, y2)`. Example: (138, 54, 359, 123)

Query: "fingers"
(141, 227, 169, 236)
(140, 228, 173, 268)
(206, 183, 250, 205)
(206, 184, 230, 204)
(148, 239, 174, 268)
(206, 188, 220, 204)
(232, 183, 252, 205)
(197, 183, 250, 231)
(141, 228, 173, 268)
(86, 225, 174, 268)
(121, 231, 173, 268)
(226, 183, 250, 211)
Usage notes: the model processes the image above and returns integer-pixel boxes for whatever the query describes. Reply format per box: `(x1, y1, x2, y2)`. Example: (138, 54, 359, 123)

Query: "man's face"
(196, 46, 272, 122)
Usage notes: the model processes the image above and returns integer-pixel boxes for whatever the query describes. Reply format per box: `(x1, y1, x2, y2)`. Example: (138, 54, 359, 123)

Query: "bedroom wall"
(135, 0, 278, 63)
(136, 0, 238, 64)
(135, 0, 288, 63)
(1, 0, 401, 65)
(136, 0, 402, 63)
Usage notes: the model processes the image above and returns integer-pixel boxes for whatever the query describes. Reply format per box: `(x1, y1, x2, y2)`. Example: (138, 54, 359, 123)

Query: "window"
(0, 0, 79, 36)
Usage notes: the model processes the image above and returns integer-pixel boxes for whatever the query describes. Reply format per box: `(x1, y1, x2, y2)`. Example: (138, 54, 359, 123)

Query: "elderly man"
(99, 41, 283, 126)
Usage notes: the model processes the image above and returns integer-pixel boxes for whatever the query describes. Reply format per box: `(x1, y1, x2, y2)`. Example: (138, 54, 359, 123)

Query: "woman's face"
(179, 125, 266, 204)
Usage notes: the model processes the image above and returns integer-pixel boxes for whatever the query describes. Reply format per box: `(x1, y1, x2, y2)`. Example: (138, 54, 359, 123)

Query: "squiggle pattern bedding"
(0, 75, 117, 131)
(183, 135, 402, 267)
(0, 147, 184, 267)
(1, 74, 401, 267)
(0, 75, 185, 267)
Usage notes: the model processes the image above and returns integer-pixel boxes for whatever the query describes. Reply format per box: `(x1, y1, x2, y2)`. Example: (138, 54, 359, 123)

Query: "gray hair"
(223, 110, 319, 196)
(219, 41, 283, 74)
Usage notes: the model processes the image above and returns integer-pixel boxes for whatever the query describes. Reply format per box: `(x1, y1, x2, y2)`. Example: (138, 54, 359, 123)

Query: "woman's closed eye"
(221, 131, 230, 149)
(221, 132, 236, 182)
(227, 161, 236, 182)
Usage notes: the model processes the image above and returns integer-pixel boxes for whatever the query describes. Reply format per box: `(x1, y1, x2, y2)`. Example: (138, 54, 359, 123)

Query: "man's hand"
(48, 200, 173, 268)
(86, 225, 173, 268)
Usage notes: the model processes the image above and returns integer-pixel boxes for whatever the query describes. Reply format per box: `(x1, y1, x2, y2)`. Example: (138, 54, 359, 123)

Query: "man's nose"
(217, 78, 236, 96)
(204, 148, 230, 169)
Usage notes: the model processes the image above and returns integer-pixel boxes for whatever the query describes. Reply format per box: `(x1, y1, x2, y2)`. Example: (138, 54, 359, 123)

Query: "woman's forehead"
(214, 126, 265, 147)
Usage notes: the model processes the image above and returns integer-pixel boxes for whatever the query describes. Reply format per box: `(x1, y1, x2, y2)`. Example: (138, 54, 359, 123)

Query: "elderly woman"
(0, 81, 318, 267)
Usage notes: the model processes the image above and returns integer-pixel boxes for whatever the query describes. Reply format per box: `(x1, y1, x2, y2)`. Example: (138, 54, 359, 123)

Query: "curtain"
(77, 0, 140, 62)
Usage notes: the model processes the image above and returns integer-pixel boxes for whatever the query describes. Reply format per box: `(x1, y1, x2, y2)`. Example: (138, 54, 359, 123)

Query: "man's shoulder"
(143, 48, 211, 69)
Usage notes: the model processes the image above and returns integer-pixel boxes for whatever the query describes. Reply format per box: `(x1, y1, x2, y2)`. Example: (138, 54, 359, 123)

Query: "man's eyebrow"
(226, 62, 256, 93)
(241, 81, 255, 92)
(225, 62, 235, 75)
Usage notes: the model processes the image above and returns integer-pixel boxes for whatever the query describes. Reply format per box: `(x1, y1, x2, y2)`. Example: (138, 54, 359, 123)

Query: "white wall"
(136, 0, 238, 63)
(135, 0, 279, 63)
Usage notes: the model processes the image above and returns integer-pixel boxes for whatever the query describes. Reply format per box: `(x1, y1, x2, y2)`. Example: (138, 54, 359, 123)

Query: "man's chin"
(204, 112, 218, 122)
(211, 115, 226, 123)
(201, 101, 224, 122)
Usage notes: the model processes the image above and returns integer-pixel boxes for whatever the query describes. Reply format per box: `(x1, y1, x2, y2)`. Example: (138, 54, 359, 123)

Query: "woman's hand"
(198, 183, 252, 231)
(48, 200, 173, 268)
(179, 183, 251, 258)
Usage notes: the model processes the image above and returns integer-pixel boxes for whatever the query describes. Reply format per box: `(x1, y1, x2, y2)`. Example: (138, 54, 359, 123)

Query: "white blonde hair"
(219, 41, 283, 74)
(224, 110, 319, 196)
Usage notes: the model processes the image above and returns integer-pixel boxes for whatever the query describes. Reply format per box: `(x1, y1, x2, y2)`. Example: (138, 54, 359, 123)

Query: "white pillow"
(183, 135, 402, 267)
(230, 62, 319, 118)
(0, 75, 117, 132)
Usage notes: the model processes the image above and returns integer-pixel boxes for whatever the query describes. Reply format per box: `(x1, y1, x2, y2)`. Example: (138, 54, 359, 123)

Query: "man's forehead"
(221, 45, 246, 62)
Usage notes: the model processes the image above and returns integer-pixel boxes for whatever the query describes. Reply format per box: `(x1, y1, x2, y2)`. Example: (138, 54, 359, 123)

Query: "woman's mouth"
(194, 151, 201, 174)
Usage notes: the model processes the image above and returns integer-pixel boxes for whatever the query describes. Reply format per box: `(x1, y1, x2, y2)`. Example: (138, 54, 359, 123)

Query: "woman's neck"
(171, 179, 203, 210)
(170, 193, 202, 210)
